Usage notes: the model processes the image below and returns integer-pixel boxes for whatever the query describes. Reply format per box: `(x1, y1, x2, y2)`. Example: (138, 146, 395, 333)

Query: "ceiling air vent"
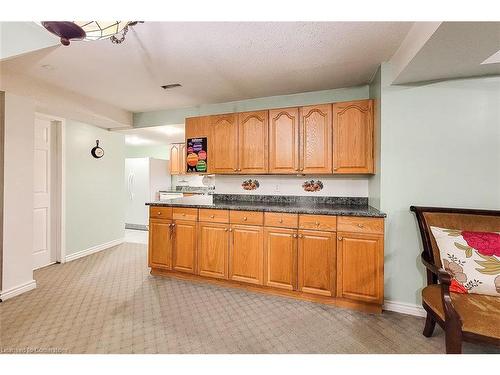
(161, 83, 182, 90)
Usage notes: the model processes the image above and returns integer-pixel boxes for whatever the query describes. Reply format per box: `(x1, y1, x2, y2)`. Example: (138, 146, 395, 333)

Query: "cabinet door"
(269, 108, 300, 173)
(336, 232, 383, 304)
(198, 222, 229, 279)
(186, 116, 212, 173)
(148, 219, 173, 270)
(238, 111, 268, 174)
(333, 100, 374, 174)
(300, 104, 332, 174)
(264, 227, 297, 291)
(211, 114, 238, 173)
(179, 143, 186, 175)
(298, 230, 335, 296)
(172, 220, 197, 273)
(229, 225, 264, 285)
(169, 144, 180, 175)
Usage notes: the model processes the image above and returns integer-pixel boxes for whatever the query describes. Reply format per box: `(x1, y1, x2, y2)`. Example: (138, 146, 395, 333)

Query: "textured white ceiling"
(1, 22, 412, 113)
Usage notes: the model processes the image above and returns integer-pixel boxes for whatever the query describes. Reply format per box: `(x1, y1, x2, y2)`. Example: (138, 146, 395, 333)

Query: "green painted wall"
(379, 63, 500, 305)
(125, 145, 169, 160)
(134, 86, 370, 127)
(65, 121, 126, 255)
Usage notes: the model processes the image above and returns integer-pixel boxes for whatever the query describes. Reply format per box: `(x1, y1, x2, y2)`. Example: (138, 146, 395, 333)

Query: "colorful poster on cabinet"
(186, 137, 208, 173)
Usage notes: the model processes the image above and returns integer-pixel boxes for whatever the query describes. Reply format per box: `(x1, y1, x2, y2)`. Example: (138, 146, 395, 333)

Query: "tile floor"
(1, 241, 498, 354)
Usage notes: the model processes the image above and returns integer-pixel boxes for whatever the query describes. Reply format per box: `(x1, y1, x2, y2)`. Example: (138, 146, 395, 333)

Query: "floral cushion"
(430, 226, 500, 296)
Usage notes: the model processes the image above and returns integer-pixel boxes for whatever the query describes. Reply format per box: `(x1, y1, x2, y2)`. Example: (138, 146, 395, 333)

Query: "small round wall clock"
(91, 140, 104, 158)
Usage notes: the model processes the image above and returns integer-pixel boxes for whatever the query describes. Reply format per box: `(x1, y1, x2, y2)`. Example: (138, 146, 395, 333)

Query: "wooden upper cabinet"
(169, 144, 181, 175)
(269, 108, 300, 173)
(333, 100, 374, 174)
(211, 114, 238, 174)
(336, 232, 383, 304)
(300, 104, 333, 174)
(172, 220, 197, 274)
(298, 229, 335, 296)
(229, 225, 264, 285)
(238, 111, 269, 174)
(185, 116, 211, 173)
(198, 222, 229, 279)
(148, 219, 173, 270)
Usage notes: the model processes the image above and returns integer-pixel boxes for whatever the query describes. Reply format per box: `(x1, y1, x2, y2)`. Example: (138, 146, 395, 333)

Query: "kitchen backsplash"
(213, 175, 369, 197)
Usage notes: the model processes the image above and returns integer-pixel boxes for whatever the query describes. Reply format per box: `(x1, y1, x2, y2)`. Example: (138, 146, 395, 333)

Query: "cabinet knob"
(238, 168, 242, 171)
(294, 168, 299, 171)
(210, 215, 215, 218)
(224, 228, 228, 232)
(293, 233, 298, 238)
(299, 168, 304, 171)
(157, 212, 161, 215)
(279, 218, 283, 223)
(233, 168, 237, 172)
(357, 224, 364, 228)
(298, 234, 304, 238)
(229, 228, 233, 232)
(182, 213, 186, 216)
(243, 217, 247, 221)
(315, 221, 320, 226)
(338, 236, 343, 241)
(172, 223, 176, 227)
(333, 167, 338, 171)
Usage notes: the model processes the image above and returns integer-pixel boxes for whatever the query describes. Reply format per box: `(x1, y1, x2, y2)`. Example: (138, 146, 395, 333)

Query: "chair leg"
(422, 313, 436, 337)
(445, 326, 463, 354)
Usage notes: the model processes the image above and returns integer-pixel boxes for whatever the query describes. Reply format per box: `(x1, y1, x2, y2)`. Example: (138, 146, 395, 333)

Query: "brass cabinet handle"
(298, 234, 304, 238)
(171, 223, 176, 227)
(279, 218, 283, 223)
(315, 221, 320, 226)
(233, 168, 237, 172)
(357, 223, 364, 228)
(157, 212, 162, 215)
(182, 213, 186, 216)
(338, 236, 343, 241)
(293, 233, 298, 238)
(229, 228, 233, 232)
(210, 215, 215, 218)
(237, 168, 242, 171)
(224, 228, 228, 232)
(243, 217, 247, 221)
(294, 168, 299, 171)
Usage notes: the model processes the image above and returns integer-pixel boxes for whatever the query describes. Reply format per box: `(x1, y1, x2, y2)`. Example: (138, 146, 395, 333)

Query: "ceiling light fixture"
(40, 21, 143, 46)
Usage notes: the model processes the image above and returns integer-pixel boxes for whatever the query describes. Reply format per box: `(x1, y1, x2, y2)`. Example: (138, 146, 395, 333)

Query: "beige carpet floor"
(1, 242, 498, 354)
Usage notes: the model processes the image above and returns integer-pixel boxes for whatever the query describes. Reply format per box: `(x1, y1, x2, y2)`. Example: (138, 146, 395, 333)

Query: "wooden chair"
(410, 206, 500, 354)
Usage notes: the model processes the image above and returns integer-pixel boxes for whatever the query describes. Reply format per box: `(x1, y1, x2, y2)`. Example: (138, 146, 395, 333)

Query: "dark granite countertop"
(147, 194, 385, 218)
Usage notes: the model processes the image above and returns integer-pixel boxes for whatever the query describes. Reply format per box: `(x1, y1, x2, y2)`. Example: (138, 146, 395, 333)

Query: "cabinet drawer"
(337, 216, 384, 234)
(299, 214, 337, 231)
(172, 207, 198, 221)
(230, 210, 264, 225)
(149, 206, 173, 220)
(199, 209, 229, 223)
(264, 212, 298, 228)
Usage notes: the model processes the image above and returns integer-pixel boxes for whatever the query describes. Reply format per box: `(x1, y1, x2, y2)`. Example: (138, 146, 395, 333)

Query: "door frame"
(35, 112, 66, 264)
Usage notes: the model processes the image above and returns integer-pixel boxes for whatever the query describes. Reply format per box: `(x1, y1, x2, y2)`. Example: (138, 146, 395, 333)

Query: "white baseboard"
(383, 300, 426, 317)
(65, 238, 124, 262)
(0, 279, 37, 301)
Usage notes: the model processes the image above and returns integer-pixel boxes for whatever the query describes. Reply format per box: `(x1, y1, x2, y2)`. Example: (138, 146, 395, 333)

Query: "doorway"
(33, 115, 64, 269)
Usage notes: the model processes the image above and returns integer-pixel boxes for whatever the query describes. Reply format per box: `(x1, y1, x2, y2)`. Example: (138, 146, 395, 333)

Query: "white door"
(33, 118, 54, 269)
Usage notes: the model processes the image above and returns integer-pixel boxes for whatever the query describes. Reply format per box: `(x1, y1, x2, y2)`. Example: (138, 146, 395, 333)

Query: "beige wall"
(1, 92, 36, 298)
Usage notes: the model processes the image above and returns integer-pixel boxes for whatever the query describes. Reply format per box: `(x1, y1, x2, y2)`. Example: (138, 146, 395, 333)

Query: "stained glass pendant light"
(41, 21, 142, 46)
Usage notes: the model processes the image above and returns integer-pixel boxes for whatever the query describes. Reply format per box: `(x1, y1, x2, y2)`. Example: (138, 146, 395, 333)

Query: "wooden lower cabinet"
(172, 220, 197, 273)
(336, 232, 384, 304)
(229, 225, 264, 285)
(297, 230, 336, 297)
(148, 208, 385, 314)
(198, 222, 229, 279)
(264, 227, 297, 291)
(148, 219, 173, 270)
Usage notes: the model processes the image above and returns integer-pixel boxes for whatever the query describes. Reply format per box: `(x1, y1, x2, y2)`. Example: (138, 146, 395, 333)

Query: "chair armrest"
(421, 252, 440, 275)
(438, 269, 463, 328)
